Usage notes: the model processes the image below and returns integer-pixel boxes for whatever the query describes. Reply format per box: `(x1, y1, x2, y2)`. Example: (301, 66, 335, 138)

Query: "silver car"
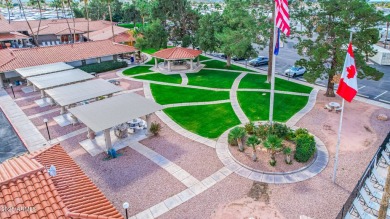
(284, 66, 306, 77)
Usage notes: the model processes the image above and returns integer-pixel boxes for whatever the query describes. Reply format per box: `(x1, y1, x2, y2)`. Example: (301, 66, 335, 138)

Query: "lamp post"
(122, 202, 129, 219)
(9, 84, 15, 98)
(43, 118, 51, 140)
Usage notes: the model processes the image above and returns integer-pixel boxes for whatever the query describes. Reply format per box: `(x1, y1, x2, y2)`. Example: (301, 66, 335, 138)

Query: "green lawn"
(151, 84, 229, 105)
(145, 57, 164, 65)
(142, 48, 158, 55)
(118, 22, 145, 29)
(205, 60, 255, 72)
(123, 66, 153, 76)
(187, 70, 240, 89)
(164, 103, 240, 138)
(133, 73, 182, 84)
(239, 74, 313, 94)
(238, 92, 309, 122)
(199, 55, 211, 61)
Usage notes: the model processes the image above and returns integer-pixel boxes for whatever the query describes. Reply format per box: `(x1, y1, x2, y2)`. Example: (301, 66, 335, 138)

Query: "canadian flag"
(336, 42, 358, 102)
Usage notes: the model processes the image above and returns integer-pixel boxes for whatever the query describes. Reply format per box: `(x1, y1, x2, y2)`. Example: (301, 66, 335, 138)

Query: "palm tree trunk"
(107, 0, 115, 42)
(84, 0, 89, 41)
(6, 0, 10, 24)
(55, 6, 59, 19)
(226, 55, 231, 67)
(36, 0, 43, 45)
(67, 0, 77, 43)
(18, 0, 39, 46)
(61, 0, 72, 43)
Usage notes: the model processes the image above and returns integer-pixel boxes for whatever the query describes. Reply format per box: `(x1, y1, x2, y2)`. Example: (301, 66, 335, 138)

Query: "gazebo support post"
(104, 128, 113, 151)
(60, 106, 66, 115)
(197, 56, 200, 66)
(168, 61, 171, 72)
(190, 59, 194, 70)
(155, 57, 158, 68)
(146, 114, 152, 135)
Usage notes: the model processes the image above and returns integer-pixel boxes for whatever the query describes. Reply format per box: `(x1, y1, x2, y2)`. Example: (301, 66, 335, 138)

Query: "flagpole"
(332, 32, 353, 183)
(269, 3, 277, 124)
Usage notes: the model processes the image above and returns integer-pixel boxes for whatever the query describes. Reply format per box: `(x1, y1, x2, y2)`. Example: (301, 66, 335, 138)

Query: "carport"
(27, 69, 94, 98)
(45, 79, 124, 115)
(16, 62, 74, 79)
(68, 93, 163, 154)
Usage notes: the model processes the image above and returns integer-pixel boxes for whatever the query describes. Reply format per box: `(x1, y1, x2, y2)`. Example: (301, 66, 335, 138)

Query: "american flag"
(275, 0, 290, 36)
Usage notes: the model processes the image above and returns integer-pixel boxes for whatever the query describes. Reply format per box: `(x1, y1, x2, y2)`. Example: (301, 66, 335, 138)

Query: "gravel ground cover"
(238, 92, 309, 122)
(133, 73, 182, 84)
(164, 103, 241, 139)
(141, 114, 224, 180)
(205, 60, 256, 72)
(239, 73, 313, 94)
(59, 133, 187, 217)
(186, 69, 240, 89)
(123, 66, 154, 76)
(151, 84, 229, 105)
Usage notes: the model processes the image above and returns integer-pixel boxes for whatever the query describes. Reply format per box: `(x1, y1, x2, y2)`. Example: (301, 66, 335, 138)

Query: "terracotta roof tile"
(0, 40, 136, 72)
(7, 18, 90, 32)
(84, 26, 135, 42)
(152, 47, 202, 59)
(0, 32, 30, 41)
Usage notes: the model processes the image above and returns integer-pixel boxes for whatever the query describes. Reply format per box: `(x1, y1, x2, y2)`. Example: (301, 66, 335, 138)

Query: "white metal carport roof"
(44, 79, 123, 107)
(68, 93, 164, 133)
(28, 69, 94, 90)
(15, 62, 74, 78)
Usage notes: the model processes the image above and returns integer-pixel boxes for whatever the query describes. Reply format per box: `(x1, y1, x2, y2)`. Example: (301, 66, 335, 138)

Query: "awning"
(15, 62, 74, 78)
(28, 69, 94, 90)
(4, 71, 20, 79)
(68, 93, 164, 132)
(44, 79, 123, 106)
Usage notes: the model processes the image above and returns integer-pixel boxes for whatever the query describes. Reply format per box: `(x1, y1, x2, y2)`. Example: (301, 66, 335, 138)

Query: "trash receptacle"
(130, 57, 134, 63)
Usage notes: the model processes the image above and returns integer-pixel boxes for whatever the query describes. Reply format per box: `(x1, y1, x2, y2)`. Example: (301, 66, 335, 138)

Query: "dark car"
(232, 56, 246, 61)
(249, 56, 269, 66)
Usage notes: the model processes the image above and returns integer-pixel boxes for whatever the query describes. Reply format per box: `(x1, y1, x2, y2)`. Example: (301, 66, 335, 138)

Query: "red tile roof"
(7, 18, 90, 32)
(0, 145, 123, 219)
(0, 15, 15, 33)
(152, 47, 202, 60)
(0, 40, 137, 72)
(84, 26, 136, 43)
(27, 21, 113, 35)
(0, 32, 30, 41)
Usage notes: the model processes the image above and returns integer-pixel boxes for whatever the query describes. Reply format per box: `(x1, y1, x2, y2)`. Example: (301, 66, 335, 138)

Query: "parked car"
(232, 56, 246, 61)
(284, 66, 306, 77)
(249, 56, 269, 66)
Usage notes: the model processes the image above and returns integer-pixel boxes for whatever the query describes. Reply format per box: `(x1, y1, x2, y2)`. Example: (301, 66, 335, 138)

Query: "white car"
(284, 66, 306, 77)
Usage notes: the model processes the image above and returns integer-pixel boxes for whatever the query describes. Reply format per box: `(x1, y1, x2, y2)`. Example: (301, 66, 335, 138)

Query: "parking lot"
(211, 39, 390, 104)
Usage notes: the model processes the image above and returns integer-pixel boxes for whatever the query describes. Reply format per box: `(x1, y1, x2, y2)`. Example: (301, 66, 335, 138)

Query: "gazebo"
(151, 47, 204, 74)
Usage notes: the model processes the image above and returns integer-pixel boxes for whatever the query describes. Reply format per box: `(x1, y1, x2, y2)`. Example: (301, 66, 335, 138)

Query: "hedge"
(79, 61, 128, 73)
(294, 133, 316, 163)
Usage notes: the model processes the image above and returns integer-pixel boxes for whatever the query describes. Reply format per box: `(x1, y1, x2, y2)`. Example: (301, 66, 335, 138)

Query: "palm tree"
(17, 0, 39, 46)
(384, 14, 390, 49)
(4, 0, 12, 24)
(246, 135, 261, 161)
(229, 127, 246, 152)
(67, 0, 77, 43)
(263, 135, 283, 166)
(50, 0, 62, 19)
(61, 0, 73, 43)
(35, 0, 44, 45)
(84, 0, 90, 41)
(107, 0, 115, 42)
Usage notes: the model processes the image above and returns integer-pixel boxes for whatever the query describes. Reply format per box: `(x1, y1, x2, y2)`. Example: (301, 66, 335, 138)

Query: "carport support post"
(33, 85, 37, 92)
(104, 129, 112, 151)
(41, 90, 45, 98)
(60, 106, 66, 115)
(146, 114, 151, 135)
(87, 127, 95, 139)
(27, 80, 32, 86)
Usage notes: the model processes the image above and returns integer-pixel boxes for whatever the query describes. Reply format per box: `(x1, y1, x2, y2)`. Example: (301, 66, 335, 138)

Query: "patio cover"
(15, 62, 74, 78)
(68, 93, 163, 132)
(44, 79, 123, 107)
(28, 69, 94, 90)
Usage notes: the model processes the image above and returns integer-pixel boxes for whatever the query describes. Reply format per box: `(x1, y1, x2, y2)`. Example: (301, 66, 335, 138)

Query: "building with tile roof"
(151, 47, 204, 73)
(0, 144, 124, 219)
(84, 26, 137, 46)
(0, 40, 137, 87)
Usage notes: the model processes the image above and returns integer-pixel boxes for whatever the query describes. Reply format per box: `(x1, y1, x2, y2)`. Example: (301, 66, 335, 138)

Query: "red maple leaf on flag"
(346, 65, 356, 79)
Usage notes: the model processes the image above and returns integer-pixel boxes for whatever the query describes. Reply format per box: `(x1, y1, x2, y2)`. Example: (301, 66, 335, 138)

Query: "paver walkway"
(215, 127, 329, 184)
(0, 89, 49, 152)
(180, 73, 188, 85)
(230, 73, 250, 124)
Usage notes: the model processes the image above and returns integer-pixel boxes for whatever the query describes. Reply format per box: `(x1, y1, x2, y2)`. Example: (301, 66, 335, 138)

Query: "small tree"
(246, 135, 261, 161)
(229, 127, 246, 152)
(263, 135, 283, 166)
(283, 147, 292, 164)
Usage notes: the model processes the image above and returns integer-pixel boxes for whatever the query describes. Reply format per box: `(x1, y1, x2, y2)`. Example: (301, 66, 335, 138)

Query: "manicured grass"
(142, 48, 158, 55)
(238, 92, 309, 122)
(187, 70, 240, 89)
(205, 60, 255, 72)
(151, 84, 229, 105)
(123, 66, 153, 76)
(199, 55, 211, 61)
(164, 103, 240, 138)
(133, 73, 182, 84)
(118, 22, 146, 29)
(145, 57, 164, 65)
(239, 74, 313, 94)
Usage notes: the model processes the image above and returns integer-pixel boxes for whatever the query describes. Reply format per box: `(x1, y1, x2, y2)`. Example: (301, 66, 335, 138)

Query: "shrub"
(294, 133, 316, 162)
(294, 128, 309, 137)
(245, 122, 255, 135)
(269, 160, 276, 166)
(286, 129, 296, 141)
(270, 123, 289, 139)
(254, 124, 271, 140)
(150, 122, 162, 136)
(79, 60, 128, 73)
(228, 132, 238, 146)
(229, 127, 246, 151)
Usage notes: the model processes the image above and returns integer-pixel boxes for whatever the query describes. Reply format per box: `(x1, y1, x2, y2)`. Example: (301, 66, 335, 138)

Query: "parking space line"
(358, 86, 366, 90)
(357, 93, 370, 98)
(379, 99, 390, 104)
(374, 91, 388, 99)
